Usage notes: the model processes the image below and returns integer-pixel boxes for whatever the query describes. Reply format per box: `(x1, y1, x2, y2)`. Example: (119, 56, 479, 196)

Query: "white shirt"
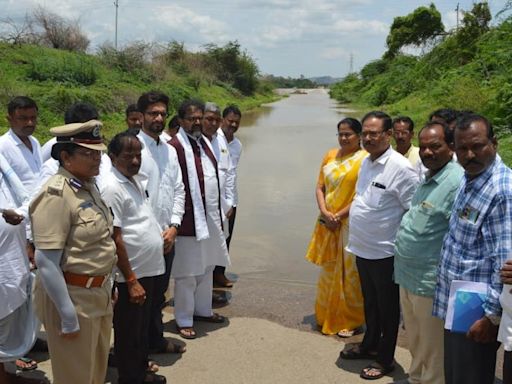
(0, 129, 42, 191)
(218, 129, 242, 206)
(101, 168, 164, 282)
(210, 131, 235, 215)
(0, 160, 31, 319)
(137, 130, 185, 229)
(346, 147, 419, 260)
(40, 137, 55, 162)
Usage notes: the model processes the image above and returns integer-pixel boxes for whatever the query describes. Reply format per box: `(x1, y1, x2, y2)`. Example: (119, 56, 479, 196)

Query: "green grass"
(0, 43, 280, 144)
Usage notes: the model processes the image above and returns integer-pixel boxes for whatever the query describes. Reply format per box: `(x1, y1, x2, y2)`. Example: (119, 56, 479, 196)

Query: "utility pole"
(114, 0, 119, 50)
(349, 53, 354, 74)
(455, 3, 460, 31)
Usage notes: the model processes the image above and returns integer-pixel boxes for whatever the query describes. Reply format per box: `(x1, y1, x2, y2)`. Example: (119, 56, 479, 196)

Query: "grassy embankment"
(330, 15, 512, 165)
(0, 43, 279, 144)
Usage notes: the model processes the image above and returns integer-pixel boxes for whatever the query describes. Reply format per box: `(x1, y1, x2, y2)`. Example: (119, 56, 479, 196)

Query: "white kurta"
(0, 164, 38, 362)
(172, 145, 230, 278)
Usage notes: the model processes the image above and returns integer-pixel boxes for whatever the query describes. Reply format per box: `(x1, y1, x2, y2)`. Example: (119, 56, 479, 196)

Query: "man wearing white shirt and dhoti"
(136, 91, 186, 353)
(0, 153, 39, 384)
(170, 100, 229, 339)
(202, 102, 236, 305)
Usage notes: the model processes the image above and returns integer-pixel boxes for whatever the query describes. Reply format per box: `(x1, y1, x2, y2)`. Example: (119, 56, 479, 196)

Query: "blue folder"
(451, 289, 486, 333)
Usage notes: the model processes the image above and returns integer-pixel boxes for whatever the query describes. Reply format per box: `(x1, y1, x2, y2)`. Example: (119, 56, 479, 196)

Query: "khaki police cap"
(50, 120, 107, 151)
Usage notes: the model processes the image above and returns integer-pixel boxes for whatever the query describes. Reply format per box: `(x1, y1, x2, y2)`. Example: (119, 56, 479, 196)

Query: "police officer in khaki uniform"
(30, 120, 117, 384)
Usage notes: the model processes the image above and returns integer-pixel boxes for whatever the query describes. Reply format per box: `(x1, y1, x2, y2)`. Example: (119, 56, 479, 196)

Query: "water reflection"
(231, 89, 351, 284)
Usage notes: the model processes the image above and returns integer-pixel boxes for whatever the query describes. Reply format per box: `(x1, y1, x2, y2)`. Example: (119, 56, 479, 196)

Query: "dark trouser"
(356, 256, 399, 367)
(148, 249, 174, 350)
(114, 277, 155, 384)
(444, 329, 499, 384)
(214, 206, 237, 276)
(504, 351, 512, 384)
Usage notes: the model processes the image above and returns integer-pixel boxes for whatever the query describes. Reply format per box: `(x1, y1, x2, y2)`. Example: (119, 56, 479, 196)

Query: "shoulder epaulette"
(47, 175, 65, 196)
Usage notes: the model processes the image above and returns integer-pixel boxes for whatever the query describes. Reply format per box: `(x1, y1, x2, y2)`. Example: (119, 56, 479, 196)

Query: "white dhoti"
(172, 138, 230, 327)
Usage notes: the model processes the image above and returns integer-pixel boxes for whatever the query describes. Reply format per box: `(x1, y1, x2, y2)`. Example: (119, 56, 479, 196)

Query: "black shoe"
(143, 373, 166, 383)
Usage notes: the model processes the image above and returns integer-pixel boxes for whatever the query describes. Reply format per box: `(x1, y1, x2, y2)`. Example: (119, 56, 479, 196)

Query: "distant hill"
(309, 76, 342, 85)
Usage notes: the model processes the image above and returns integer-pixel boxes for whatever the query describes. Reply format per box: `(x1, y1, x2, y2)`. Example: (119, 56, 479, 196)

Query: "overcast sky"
(1, 0, 508, 78)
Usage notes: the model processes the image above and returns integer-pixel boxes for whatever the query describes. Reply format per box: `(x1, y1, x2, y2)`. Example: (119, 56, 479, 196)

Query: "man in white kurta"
(0, 153, 38, 382)
(169, 100, 229, 337)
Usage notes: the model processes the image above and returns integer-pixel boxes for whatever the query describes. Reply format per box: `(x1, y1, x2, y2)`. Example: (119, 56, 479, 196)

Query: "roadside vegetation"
(329, 2, 512, 164)
(0, 7, 279, 142)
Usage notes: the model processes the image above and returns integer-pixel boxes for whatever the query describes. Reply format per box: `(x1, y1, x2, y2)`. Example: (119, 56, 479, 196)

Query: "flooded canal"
(222, 89, 354, 329)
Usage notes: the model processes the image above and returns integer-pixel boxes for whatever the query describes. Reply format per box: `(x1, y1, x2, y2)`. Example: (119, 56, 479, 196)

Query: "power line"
(114, 0, 119, 50)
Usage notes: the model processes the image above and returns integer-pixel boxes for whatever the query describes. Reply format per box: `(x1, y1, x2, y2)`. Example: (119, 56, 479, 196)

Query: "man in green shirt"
(393, 121, 463, 384)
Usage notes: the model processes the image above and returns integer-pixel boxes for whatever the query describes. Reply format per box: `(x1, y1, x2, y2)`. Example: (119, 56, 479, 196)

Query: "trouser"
(114, 277, 155, 384)
(356, 256, 399, 367)
(174, 266, 214, 327)
(214, 207, 237, 276)
(38, 289, 112, 384)
(148, 249, 174, 350)
(504, 351, 512, 384)
(400, 287, 444, 384)
(444, 329, 499, 384)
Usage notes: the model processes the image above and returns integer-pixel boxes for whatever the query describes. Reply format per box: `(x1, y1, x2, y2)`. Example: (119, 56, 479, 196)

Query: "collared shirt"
(433, 155, 512, 319)
(346, 146, 419, 260)
(137, 130, 185, 229)
(218, 129, 242, 206)
(0, 129, 42, 191)
(209, 132, 235, 213)
(0, 156, 31, 319)
(404, 144, 420, 167)
(101, 167, 164, 282)
(394, 160, 464, 297)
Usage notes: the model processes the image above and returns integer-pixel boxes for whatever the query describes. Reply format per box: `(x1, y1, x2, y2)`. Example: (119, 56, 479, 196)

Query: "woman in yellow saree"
(306, 117, 367, 336)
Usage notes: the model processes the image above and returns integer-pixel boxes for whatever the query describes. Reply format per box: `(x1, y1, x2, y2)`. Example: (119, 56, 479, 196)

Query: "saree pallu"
(305, 148, 366, 335)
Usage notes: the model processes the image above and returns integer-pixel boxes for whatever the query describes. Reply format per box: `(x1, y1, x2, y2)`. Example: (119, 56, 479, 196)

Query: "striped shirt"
(433, 155, 512, 319)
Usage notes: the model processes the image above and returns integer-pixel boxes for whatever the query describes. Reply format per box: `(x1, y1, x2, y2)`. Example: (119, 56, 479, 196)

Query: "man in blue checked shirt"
(433, 113, 512, 384)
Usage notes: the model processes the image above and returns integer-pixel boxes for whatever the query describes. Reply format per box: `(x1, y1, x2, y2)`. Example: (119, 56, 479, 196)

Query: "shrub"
(28, 54, 97, 85)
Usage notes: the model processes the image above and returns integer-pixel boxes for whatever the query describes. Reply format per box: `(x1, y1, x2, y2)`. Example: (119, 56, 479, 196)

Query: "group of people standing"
(307, 108, 512, 383)
(0, 93, 243, 384)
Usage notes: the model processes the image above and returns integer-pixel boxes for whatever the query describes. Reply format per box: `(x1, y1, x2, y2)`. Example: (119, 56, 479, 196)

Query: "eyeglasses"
(336, 132, 356, 138)
(75, 149, 103, 158)
(183, 116, 203, 122)
(145, 111, 168, 118)
(360, 130, 385, 139)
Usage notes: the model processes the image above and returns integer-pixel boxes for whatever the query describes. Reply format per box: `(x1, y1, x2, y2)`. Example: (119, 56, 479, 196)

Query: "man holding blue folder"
(433, 113, 512, 384)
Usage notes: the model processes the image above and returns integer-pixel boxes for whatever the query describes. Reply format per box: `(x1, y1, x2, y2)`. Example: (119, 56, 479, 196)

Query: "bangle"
(126, 273, 137, 284)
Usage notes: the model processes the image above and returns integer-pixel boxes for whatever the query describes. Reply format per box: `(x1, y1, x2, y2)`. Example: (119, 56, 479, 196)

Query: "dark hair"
(222, 105, 242, 118)
(168, 115, 180, 129)
(137, 91, 169, 114)
(429, 108, 457, 125)
(177, 100, 204, 118)
(52, 143, 80, 165)
(455, 113, 494, 140)
(337, 117, 362, 134)
(125, 103, 141, 116)
(64, 102, 98, 124)
(419, 121, 453, 145)
(361, 111, 392, 131)
(392, 116, 414, 132)
(7, 96, 38, 115)
(108, 131, 140, 157)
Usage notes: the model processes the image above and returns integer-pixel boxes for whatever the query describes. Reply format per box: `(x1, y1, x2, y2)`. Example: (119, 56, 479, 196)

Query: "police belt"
(63, 271, 109, 288)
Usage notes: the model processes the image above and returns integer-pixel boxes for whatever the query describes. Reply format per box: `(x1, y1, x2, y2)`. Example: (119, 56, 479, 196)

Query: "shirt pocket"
(77, 205, 105, 238)
(410, 203, 435, 234)
(366, 183, 386, 208)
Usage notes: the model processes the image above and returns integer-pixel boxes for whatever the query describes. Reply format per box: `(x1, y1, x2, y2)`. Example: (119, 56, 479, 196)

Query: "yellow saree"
(305, 148, 366, 335)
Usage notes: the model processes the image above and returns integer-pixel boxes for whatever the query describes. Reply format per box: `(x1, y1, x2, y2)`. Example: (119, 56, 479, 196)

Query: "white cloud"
(320, 47, 350, 60)
(332, 19, 388, 35)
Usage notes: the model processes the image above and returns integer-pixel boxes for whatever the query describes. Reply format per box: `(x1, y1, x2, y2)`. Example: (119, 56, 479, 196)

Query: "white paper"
(444, 280, 488, 330)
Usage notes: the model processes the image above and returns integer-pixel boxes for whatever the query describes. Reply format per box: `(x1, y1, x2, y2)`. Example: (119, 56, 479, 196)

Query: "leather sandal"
(360, 362, 395, 380)
(176, 326, 196, 339)
(340, 344, 377, 360)
(193, 313, 226, 323)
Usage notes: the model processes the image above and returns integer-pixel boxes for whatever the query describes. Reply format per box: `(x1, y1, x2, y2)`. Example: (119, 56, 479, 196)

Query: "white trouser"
(174, 266, 214, 327)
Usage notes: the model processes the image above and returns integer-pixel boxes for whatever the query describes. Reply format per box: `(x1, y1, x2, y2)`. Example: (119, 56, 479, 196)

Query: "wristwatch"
(170, 223, 181, 230)
(485, 314, 501, 326)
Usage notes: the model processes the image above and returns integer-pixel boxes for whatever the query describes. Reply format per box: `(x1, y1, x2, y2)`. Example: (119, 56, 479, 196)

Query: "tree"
(32, 6, 89, 52)
(385, 4, 444, 59)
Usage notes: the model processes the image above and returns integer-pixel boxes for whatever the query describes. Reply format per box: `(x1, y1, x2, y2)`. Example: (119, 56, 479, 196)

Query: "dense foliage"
(0, 40, 277, 143)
